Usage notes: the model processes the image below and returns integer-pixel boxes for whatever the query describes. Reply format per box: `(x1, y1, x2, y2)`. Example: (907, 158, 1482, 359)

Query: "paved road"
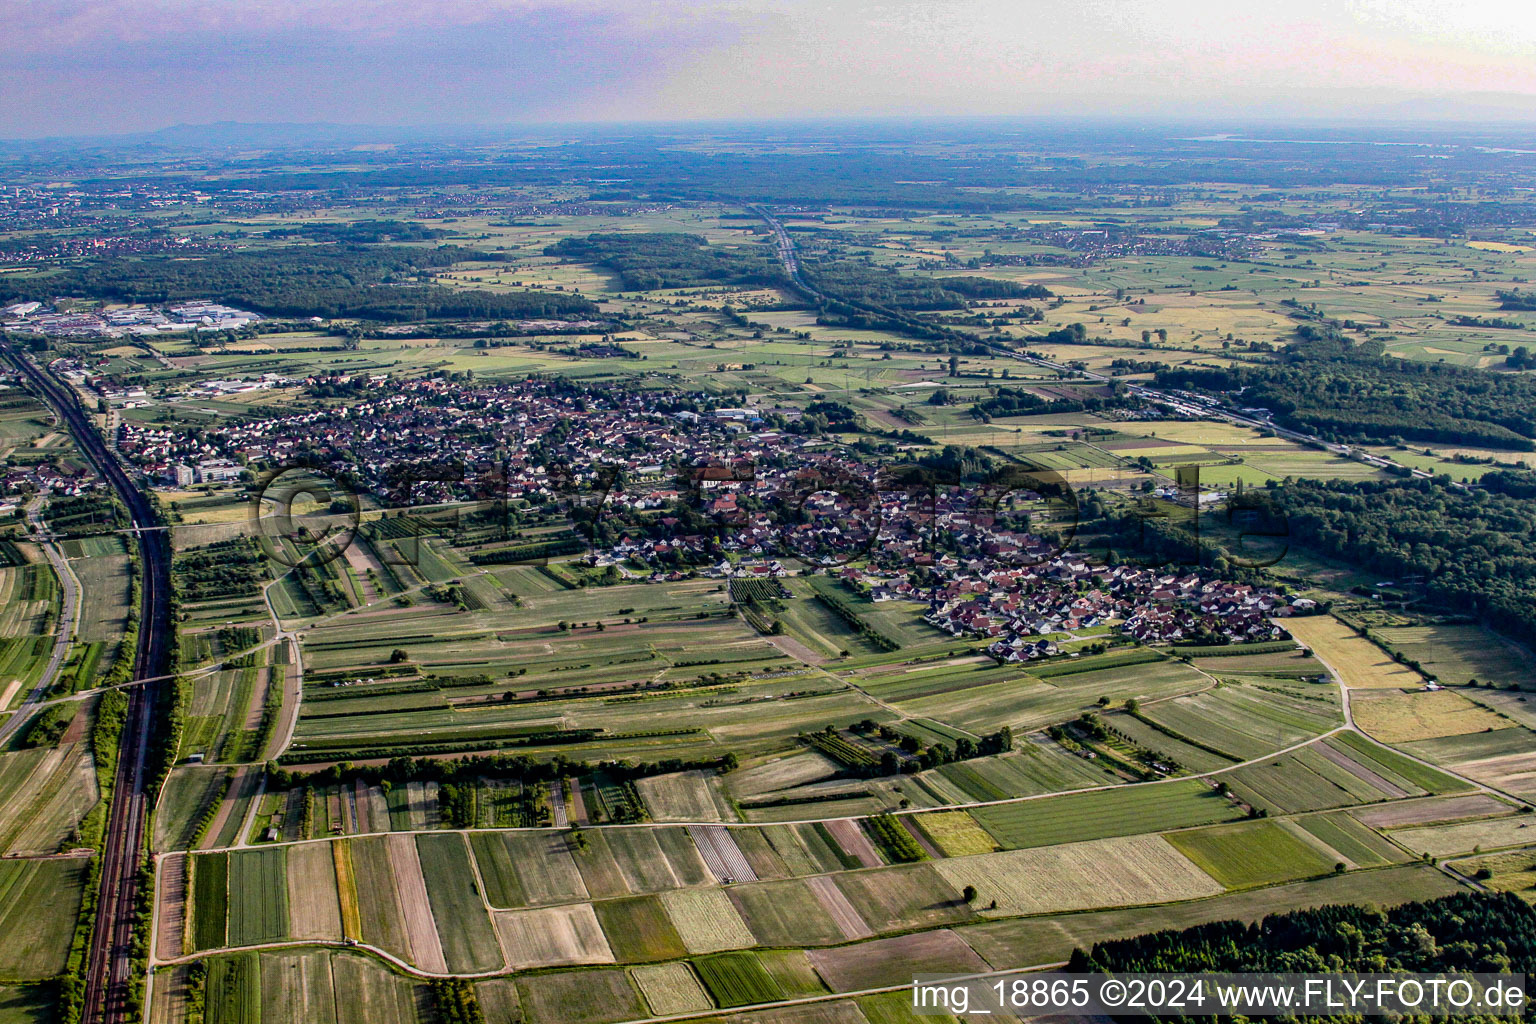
(0, 497, 81, 743)
(3, 346, 174, 1024)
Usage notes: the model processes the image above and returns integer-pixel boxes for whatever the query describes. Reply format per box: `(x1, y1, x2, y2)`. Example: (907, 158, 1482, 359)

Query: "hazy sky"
(7, 0, 1536, 137)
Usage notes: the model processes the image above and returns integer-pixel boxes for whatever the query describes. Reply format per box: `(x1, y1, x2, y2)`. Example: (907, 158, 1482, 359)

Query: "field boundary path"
(1283, 615, 1531, 811)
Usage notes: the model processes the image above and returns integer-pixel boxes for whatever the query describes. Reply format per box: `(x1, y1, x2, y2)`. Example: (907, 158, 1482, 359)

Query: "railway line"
(2, 345, 174, 1024)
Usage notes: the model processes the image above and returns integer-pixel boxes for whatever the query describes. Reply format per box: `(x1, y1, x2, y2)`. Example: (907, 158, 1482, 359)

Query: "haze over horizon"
(7, 0, 1536, 139)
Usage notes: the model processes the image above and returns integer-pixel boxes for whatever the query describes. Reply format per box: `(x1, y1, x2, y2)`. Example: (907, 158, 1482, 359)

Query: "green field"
(226, 847, 289, 946)
(594, 895, 689, 962)
(1164, 820, 1339, 888)
(692, 951, 785, 1007)
(515, 968, 645, 1024)
(0, 857, 87, 980)
(967, 780, 1248, 849)
(191, 851, 230, 951)
(416, 833, 502, 973)
(727, 878, 849, 947)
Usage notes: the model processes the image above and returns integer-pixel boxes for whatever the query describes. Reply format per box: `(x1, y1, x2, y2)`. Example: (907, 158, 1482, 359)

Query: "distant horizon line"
(9, 107, 1536, 148)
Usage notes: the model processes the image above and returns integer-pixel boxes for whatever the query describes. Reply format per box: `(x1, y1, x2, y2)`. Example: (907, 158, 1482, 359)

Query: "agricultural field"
(1350, 689, 1518, 744)
(1371, 624, 1536, 689)
(1163, 820, 1339, 888)
(727, 878, 849, 947)
(829, 863, 973, 933)
(934, 833, 1223, 914)
(496, 903, 614, 969)
(912, 811, 999, 857)
(1135, 682, 1340, 762)
(693, 951, 784, 1007)
(416, 833, 502, 972)
(1390, 815, 1536, 857)
(1282, 616, 1424, 689)
(807, 930, 988, 992)
(71, 139, 1536, 1024)
(594, 895, 689, 962)
(515, 969, 646, 1024)
(1294, 812, 1411, 868)
(178, 949, 425, 1024)
(0, 738, 98, 855)
(1352, 794, 1514, 829)
(1448, 848, 1536, 901)
(631, 962, 714, 1016)
(635, 771, 729, 822)
(965, 779, 1248, 849)
(1215, 743, 1417, 815)
(660, 888, 758, 953)
(0, 857, 87, 980)
(177, 654, 275, 765)
(469, 831, 588, 906)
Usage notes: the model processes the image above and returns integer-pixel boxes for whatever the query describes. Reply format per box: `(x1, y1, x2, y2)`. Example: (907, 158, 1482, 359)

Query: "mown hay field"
(630, 962, 714, 1016)
(660, 887, 757, 953)
(1391, 815, 1536, 857)
(1282, 616, 1422, 689)
(1351, 689, 1516, 744)
(935, 833, 1223, 915)
(914, 811, 999, 857)
(496, 903, 613, 970)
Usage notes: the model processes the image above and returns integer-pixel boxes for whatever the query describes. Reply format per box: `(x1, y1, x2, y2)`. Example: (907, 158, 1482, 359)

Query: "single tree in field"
(388, 648, 408, 663)
(962, 884, 978, 903)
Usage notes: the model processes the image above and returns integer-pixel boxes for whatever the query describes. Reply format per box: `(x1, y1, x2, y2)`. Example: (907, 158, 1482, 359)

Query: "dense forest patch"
(1156, 341, 1536, 450)
(545, 233, 787, 291)
(1074, 890, 1535, 991)
(0, 245, 597, 321)
(1272, 473, 1536, 646)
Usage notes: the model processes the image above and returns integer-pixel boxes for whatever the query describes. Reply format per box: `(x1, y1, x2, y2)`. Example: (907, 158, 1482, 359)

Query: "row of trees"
(265, 749, 738, 790)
